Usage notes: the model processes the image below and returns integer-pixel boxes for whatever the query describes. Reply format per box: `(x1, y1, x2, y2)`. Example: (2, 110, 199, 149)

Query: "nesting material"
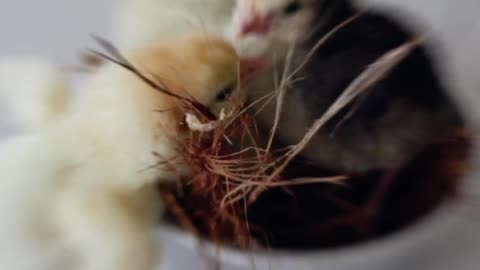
(102, 36, 470, 249)
(155, 38, 469, 249)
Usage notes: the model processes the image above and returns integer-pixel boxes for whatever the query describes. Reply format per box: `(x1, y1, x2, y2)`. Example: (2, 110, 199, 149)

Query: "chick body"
(0, 133, 160, 270)
(0, 34, 240, 270)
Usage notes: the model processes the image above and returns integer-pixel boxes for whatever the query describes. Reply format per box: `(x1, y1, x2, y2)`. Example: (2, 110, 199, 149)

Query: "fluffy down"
(0, 58, 69, 131)
(0, 34, 241, 270)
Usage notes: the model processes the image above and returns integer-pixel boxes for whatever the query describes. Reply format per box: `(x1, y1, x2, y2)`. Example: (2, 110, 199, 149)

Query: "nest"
(158, 39, 470, 249)
(91, 30, 471, 250)
(160, 97, 470, 249)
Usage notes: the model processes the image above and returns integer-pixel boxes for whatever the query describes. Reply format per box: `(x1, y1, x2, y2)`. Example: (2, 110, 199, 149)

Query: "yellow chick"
(0, 34, 242, 270)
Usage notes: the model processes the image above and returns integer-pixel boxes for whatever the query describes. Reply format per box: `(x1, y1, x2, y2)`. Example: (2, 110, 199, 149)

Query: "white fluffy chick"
(0, 34, 243, 270)
(114, 0, 235, 50)
(0, 58, 69, 132)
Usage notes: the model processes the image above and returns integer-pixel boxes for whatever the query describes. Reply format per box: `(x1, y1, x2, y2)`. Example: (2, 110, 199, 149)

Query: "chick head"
(225, 0, 319, 58)
(130, 34, 248, 116)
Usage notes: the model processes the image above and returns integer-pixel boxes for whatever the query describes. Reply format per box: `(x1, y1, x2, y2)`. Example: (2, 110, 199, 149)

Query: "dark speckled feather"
(250, 1, 464, 172)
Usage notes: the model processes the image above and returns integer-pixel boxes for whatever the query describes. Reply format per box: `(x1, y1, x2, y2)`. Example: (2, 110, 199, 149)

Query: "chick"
(114, 0, 235, 50)
(225, 0, 465, 230)
(227, 0, 463, 173)
(0, 58, 69, 132)
(0, 34, 244, 270)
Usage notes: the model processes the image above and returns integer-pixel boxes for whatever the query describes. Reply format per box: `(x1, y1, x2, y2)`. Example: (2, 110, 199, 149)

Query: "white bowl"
(155, 1, 480, 269)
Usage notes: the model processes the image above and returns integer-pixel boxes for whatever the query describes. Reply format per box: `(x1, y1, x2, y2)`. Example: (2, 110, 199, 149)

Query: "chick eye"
(215, 83, 236, 102)
(283, 1, 302, 16)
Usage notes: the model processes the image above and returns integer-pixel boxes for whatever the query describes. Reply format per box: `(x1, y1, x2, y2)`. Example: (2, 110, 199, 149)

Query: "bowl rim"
(157, 194, 468, 268)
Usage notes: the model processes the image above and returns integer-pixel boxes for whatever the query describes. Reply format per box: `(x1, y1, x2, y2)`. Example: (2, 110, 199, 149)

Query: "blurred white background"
(0, 0, 113, 65)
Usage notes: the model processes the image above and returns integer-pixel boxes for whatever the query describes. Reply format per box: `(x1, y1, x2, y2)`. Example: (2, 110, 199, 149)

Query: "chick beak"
(240, 14, 272, 37)
(240, 58, 269, 82)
